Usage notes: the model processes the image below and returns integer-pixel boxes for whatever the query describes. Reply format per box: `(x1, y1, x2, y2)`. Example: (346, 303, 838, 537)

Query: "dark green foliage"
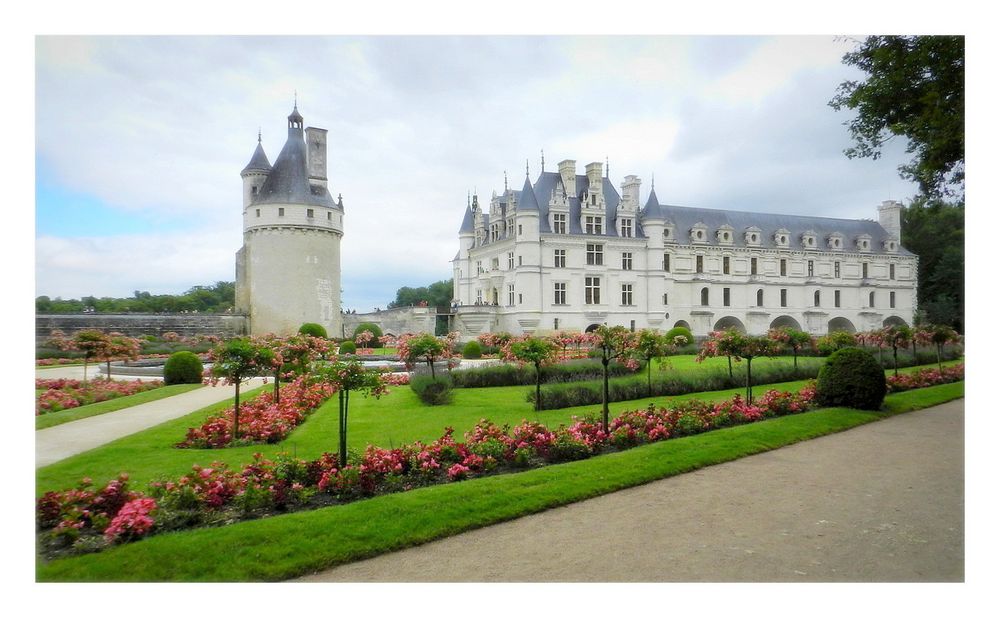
(409, 374, 454, 406)
(461, 340, 482, 359)
(163, 352, 204, 385)
(664, 326, 694, 346)
(450, 360, 636, 388)
(816, 347, 887, 410)
(298, 323, 328, 339)
(352, 323, 383, 344)
(388, 279, 453, 309)
(338, 341, 357, 354)
(901, 198, 964, 331)
(36, 281, 236, 314)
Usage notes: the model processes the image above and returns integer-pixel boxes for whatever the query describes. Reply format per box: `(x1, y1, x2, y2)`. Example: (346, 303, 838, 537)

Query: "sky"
(34, 34, 923, 312)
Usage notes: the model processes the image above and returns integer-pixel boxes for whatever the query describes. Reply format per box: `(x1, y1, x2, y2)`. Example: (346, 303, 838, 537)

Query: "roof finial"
(467, 190, 470, 208)
(294, 90, 298, 109)
(541, 149, 545, 172)
(258, 127, 262, 143)
(526, 158, 530, 178)
(651, 172, 655, 190)
(605, 156, 609, 179)
(504, 170, 508, 192)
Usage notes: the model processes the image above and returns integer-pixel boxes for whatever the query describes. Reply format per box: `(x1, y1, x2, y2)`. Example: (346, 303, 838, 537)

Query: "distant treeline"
(36, 281, 236, 314)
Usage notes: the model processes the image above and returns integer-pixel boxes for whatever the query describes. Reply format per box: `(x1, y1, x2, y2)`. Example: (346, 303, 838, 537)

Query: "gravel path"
(298, 399, 964, 582)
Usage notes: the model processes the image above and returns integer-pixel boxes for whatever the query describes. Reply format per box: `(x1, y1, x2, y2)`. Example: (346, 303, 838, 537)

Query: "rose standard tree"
(399, 333, 448, 379)
(768, 326, 814, 370)
(314, 360, 389, 468)
(881, 324, 913, 377)
(590, 326, 639, 434)
(699, 330, 781, 403)
(207, 337, 276, 444)
(509, 336, 558, 412)
(635, 329, 672, 397)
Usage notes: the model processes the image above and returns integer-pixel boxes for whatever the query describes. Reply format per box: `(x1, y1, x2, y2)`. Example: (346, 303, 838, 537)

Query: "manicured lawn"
(36, 384, 204, 430)
(35, 381, 964, 582)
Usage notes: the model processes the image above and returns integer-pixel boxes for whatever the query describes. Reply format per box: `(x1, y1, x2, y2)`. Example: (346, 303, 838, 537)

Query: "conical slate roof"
(241, 139, 272, 175)
(518, 176, 539, 211)
(641, 186, 666, 219)
(253, 108, 337, 209)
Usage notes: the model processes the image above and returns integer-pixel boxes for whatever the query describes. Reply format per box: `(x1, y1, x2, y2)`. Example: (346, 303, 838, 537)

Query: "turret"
(240, 131, 271, 209)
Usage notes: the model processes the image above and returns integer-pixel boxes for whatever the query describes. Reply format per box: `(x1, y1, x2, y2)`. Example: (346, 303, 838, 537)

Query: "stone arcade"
(452, 159, 917, 338)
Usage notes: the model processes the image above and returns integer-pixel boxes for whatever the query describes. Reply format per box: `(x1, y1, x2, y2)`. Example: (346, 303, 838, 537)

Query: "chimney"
(305, 127, 328, 188)
(620, 174, 641, 209)
(558, 159, 576, 196)
(878, 199, 902, 241)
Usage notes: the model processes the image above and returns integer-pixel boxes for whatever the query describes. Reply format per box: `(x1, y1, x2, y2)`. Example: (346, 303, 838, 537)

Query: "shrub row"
(450, 359, 641, 389)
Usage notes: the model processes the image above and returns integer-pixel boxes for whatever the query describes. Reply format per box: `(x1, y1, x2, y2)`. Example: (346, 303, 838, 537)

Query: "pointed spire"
(541, 149, 545, 173)
(526, 158, 530, 178)
(258, 127, 262, 143)
(518, 174, 539, 211)
(504, 170, 508, 192)
(241, 131, 272, 176)
(605, 156, 609, 178)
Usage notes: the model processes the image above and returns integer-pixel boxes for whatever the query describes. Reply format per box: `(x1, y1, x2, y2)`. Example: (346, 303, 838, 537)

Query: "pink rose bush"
(886, 364, 964, 392)
(35, 378, 165, 415)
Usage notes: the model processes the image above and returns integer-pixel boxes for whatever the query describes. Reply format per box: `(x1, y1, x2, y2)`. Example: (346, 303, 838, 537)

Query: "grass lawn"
(36, 384, 204, 430)
(35, 380, 964, 582)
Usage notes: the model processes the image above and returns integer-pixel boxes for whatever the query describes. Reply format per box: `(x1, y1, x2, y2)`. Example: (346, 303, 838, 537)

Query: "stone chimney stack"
(558, 159, 577, 197)
(620, 174, 641, 210)
(878, 199, 903, 241)
(306, 127, 328, 189)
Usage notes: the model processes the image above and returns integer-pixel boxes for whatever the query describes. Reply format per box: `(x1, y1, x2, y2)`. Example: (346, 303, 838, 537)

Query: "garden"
(35, 321, 964, 580)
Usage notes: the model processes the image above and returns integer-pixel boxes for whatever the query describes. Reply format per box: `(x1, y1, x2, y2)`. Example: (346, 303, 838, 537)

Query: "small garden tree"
(399, 333, 447, 379)
(509, 336, 558, 411)
(314, 360, 389, 468)
(208, 337, 275, 444)
(353, 323, 383, 347)
(590, 326, 638, 433)
(260, 334, 330, 404)
(47, 329, 112, 383)
(635, 329, 671, 396)
(97, 332, 143, 380)
(882, 324, 913, 376)
(928, 324, 960, 371)
(699, 330, 781, 403)
(768, 327, 814, 370)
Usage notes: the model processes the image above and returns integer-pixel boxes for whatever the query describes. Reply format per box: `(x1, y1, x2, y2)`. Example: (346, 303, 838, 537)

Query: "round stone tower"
(235, 104, 344, 336)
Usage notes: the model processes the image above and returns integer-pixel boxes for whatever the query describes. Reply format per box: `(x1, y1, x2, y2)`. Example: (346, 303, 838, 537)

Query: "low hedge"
(450, 359, 640, 389)
(409, 374, 454, 405)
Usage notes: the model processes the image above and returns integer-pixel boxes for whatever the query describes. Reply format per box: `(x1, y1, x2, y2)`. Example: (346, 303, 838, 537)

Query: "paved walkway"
(36, 364, 162, 382)
(36, 377, 266, 468)
(299, 399, 964, 582)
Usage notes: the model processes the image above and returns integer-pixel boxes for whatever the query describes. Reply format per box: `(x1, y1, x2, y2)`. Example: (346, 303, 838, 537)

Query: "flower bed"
(35, 378, 165, 415)
(886, 363, 964, 392)
(176, 377, 335, 448)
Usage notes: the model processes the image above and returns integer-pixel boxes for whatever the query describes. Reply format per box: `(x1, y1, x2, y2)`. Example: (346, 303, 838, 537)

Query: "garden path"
(35, 377, 266, 468)
(36, 365, 163, 382)
(299, 398, 964, 582)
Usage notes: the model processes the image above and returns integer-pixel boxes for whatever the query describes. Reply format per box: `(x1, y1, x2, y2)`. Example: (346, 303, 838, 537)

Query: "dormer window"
(827, 233, 845, 250)
(716, 225, 735, 245)
(620, 219, 633, 238)
(553, 213, 567, 234)
(801, 230, 817, 249)
(856, 234, 872, 252)
(585, 216, 603, 235)
(745, 227, 762, 246)
(883, 238, 898, 253)
(663, 223, 675, 242)
(774, 229, 790, 247)
(690, 223, 709, 243)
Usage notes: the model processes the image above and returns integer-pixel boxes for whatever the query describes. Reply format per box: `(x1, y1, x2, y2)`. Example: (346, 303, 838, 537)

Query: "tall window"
(586, 244, 603, 266)
(863, 262, 869, 279)
(696, 255, 704, 274)
(553, 213, 567, 234)
(491, 257, 499, 270)
(663, 253, 671, 272)
(835, 261, 841, 278)
(476, 289, 482, 304)
(663, 293, 669, 305)
(554, 318, 559, 330)
(808, 260, 814, 277)
(723, 256, 731, 274)
(621, 284, 633, 306)
(869, 290, 876, 307)
(476, 261, 483, 274)
(507, 252, 514, 269)
(890, 291, 896, 308)
(507, 284, 515, 306)
(585, 216, 603, 235)
(585, 277, 601, 304)
(780, 289, 787, 307)
(835, 290, 841, 307)
(621, 219, 633, 238)
(701, 287, 709, 306)
(890, 264, 895, 280)
(814, 290, 821, 307)
(554, 282, 566, 305)
(756, 289, 764, 307)
(622, 252, 633, 270)
(780, 259, 787, 277)
(723, 287, 731, 307)
(751, 257, 758, 275)
(554, 249, 566, 268)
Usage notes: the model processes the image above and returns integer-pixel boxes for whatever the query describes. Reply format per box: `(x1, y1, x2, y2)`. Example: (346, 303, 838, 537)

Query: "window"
(835, 290, 841, 307)
(507, 252, 515, 269)
(834, 261, 841, 278)
(585, 277, 601, 304)
(554, 282, 567, 305)
(630, 320, 636, 332)
(723, 287, 731, 307)
(278, 207, 285, 217)
(701, 287, 709, 306)
(256, 209, 260, 217)
(554, 249, 566, 268)
(476, 289, 482, 304)
(476, 261, 483, 274)
(252, 186, 258, 195)
(307, 208, 314, 218)
(890, 264, 895, 280)
(863, 262, 869, 279)
(553, 213, 567, 234)
(491, 257, 499, 270)
(780, 259, 787, 276)
(585, 216, 603, 235)
(780, 289, 787, 307)
(869, 291, 876, 307)
(808, 260, 814, 277)
(621, 284, 633, 306)
(756, 289, 764, 307)
(663, 293, 669, 305)
(518, 256, 523, 266)
(508, 284, 515, 306)
(621, 219, 633, 238)
(751, 257, 758, 275)
(890, 291, 896, 308)
(586, 244, 603, 266)
(327, 211, 332, 221)
(663, 253, 671, 272)
(591, 194, 596, 206)
(723, 256, 730, 275)
(622, 252, 633, 270)
(518, 224, 522, 236)
(518, 294, 522, 304)
(696, 255, 704, 274)
(814, 290, 821, 307)
(554, 318, 559, 330)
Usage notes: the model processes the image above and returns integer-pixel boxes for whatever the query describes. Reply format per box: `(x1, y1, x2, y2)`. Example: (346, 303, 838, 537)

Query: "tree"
(47, 329, 112, 383)
(830, 36, 964, 201)
(207, 338, 275, 444)
(98, 332, 142, 380)
(388, 279, 454, 309)
(699, 331, 781, 403)
(259, 334, 330, 404)
(881, 325, 913, 377)
(589, 326, 638, 434)
(901, 198, 964, 331)
(928, 324, 961, 371)
(509, 336, 557, 411)
(314, 360, 389, 468)
(768, 327, 814, 370)
(634, 330, 671, 397)
(399, 333, 447, 379)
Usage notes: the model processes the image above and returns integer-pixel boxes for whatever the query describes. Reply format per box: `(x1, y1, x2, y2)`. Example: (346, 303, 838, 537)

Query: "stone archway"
(673, 320, 691, 330)
(827, 317, 856, 333)
(713, 316, 746, 333)
(769, 315, 802, 331)
(585, 323, 601, 333)
(883, 315, 908, 328)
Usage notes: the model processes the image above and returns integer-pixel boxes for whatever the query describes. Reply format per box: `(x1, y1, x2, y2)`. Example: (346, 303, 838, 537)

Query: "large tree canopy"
(830, 35, 964, 201)
(36, 281, 236, 314)
(388, 279, 453, 309)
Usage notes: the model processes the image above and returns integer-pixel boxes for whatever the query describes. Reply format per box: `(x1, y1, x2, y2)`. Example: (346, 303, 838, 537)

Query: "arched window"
(701, 287, 709, 306)
(814, 290, 821, 307)
(756, 289, 764, 307)
(869, 291, 876, 307)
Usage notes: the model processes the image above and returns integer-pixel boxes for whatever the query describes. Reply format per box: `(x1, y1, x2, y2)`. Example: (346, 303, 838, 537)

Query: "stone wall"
(340, 307, 437, 339)
(36, 313, 248, 344)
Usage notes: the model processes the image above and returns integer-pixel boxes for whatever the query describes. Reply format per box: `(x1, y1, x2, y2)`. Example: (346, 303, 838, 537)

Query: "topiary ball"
(816, 347, 887, 410)
(664, 326, 694, 346)
(339, 340, 357, 354)
(462, 340, 482, 359)
(298, 323, 328, 339)
(353, 322, 383, 346)
(163, 351, 203, 385)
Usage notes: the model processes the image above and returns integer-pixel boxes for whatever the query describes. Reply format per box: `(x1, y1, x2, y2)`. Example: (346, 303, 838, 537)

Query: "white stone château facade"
(235, 105, 344, 336)
(452, 159, 917, 338)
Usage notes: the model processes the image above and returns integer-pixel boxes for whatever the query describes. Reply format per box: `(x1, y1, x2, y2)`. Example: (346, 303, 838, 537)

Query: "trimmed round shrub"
(298, 323, 328, 338)
(462, 340, 482, 359)
(664, 326, 694, 346)
(163, 351, 203, 385)
(353, 322, 383, 346)
(816, 347, 887, 410)
(339, 340, 357, 354)
(410, 374, 454, 405)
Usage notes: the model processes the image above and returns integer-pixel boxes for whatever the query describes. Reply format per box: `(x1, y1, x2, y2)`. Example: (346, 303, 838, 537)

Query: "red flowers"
(36, 378, 164, 415)
(886, 364, 964, 392)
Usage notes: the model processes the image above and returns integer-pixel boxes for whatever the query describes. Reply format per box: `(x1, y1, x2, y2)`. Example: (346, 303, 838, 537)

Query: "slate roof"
(458, 205, 475, 234)
(241, 140, 272, 175)
(252, 109, 338, 209)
